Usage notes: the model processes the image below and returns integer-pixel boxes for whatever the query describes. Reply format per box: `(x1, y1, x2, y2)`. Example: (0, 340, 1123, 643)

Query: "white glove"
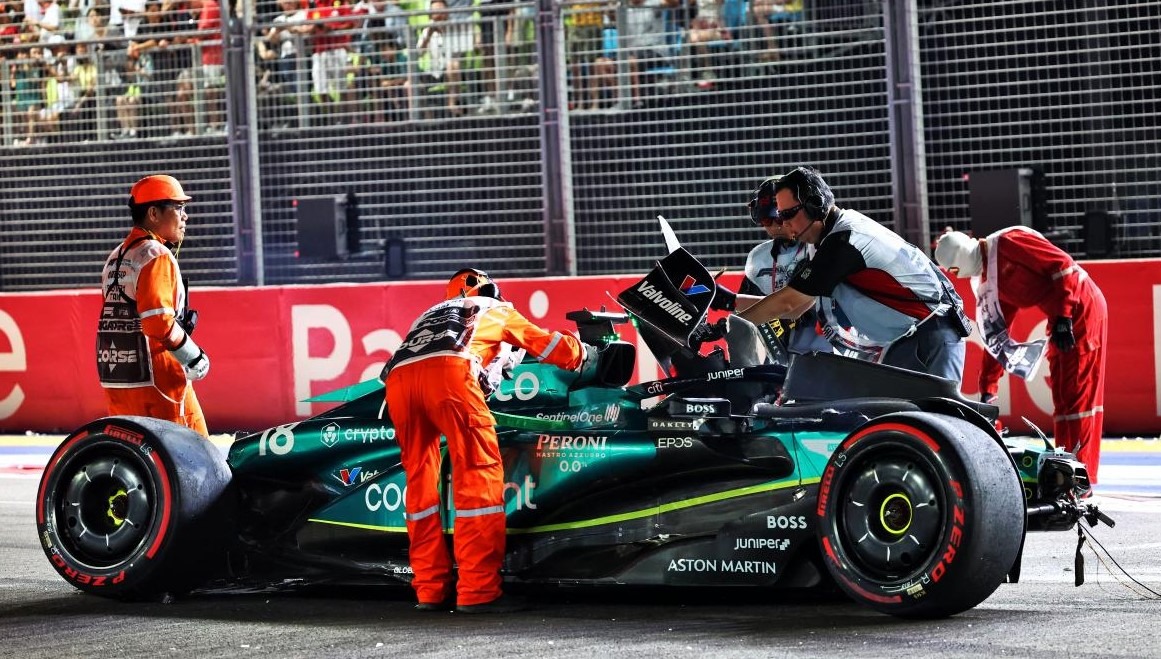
(184, 351, 210, 381)
(170, 334, 210, 381)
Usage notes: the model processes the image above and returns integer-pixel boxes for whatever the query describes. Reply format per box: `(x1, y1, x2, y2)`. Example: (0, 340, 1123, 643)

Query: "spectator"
(366, 31, 407, 121)
(175, 0, 224, 133)
(11, 45, 47, 145)
(935, 228, 1108, 484)
(500, 2, 539, 112)
(265, 0, 311, 100)
(1, 3, 20, 48)
(22, 0, 60, 42)
(354, 0, 406, 54)
(109, 0, 146, 38)
(0, 2, 20, 46)
(98, 175, 210, 437)
(564, 0, 612, 111)
(438, 0, 476, 115)
(112, 54, 143, 138)
(397, 0, 428, 34)
(504, 0, 534, 65)
(686, 0, 729, 89)
(26, 59, 74, 141)
(146, 0, 195, 136)
(750, 0, 801, 62)
(307, 0, 359, 120)
(64, 40, 98, 139)
(733, 166, 972, 382)
(474, 0, 507, 114)
(415, 0, 451, 115)
(125, 0, 171, 136)
(72, 5, 110, 49)
(621, 0, 672, 107)
(339, 34, 376, 121)
(381, 268, 591, 613)
(66, 0, 97, 16)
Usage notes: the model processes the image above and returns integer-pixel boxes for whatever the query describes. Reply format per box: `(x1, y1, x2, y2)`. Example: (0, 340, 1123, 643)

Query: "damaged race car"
(35, 246, 1111, 619)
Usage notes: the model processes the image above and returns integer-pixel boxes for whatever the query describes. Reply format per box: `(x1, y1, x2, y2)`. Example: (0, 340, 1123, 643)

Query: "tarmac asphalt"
(2, 433, 1159, 658)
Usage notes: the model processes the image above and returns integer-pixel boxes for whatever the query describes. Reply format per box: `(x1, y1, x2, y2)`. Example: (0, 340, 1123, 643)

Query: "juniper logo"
(636, 281, 694, 324)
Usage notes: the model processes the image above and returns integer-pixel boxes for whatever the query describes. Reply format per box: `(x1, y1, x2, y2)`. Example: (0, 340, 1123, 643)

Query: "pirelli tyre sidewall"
(35, 416, 232, 599)
(816, 411, 1024, 619)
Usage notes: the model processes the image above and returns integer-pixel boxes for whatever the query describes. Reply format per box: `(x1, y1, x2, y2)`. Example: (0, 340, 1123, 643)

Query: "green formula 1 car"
(35, 248, 1107, 618)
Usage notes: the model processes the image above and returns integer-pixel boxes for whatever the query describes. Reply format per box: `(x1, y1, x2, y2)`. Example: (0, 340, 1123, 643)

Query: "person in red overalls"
(382, 269, 592, 613)
(97, 174, 210, 436)
(935, 228, 1107, 484)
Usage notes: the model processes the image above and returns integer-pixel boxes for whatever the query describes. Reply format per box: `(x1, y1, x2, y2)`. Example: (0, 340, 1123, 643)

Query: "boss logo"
(766, 515, 808, 530)
(668, 398, 729, 418)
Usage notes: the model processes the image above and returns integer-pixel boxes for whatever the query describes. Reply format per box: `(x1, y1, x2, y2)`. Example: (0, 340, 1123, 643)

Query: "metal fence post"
(224, 0, 264, 285)
(538, 0, 575, 275)
(1, 56, 10, 146)
(884, 0, 930, 251)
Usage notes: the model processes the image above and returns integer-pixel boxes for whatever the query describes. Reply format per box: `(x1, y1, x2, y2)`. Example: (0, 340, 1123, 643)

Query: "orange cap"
(129, 175, 191, 205)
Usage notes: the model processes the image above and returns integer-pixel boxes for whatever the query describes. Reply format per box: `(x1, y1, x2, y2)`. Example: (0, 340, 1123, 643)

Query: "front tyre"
(35, 416, 232, 599)
(816, 412, 1023, 618)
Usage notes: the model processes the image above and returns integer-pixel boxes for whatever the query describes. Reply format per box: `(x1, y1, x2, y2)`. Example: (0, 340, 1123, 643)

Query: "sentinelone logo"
(535, 403, 620, 425)
(636, 281, 693, 324)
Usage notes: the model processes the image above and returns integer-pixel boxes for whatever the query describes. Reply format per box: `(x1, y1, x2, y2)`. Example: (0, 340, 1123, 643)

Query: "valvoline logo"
(336, 467, 363, 486)
(679, 275, 710, 296)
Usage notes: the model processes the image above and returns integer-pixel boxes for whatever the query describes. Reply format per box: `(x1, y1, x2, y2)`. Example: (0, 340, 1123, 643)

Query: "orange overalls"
(384, 296, 584, 606)
(97, 227, 208, 436)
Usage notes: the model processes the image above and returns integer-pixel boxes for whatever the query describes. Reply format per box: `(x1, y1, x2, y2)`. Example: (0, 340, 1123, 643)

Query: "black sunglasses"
(771, 203, 804, 222)
(749, 196, 803, 226)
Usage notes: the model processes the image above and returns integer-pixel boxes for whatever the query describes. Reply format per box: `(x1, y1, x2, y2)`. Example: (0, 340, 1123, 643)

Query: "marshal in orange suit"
(97, 175, 210, 436)
(383, 269, 591, 613)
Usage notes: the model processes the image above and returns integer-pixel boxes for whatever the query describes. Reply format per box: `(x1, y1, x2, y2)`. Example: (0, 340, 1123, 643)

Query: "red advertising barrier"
(0, 260, 1157, 435)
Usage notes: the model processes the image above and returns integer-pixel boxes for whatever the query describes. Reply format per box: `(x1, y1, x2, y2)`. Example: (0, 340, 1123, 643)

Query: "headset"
(777, 166, 833, 221)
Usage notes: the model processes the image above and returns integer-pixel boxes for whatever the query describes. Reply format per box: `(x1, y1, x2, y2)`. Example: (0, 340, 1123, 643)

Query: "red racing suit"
(382, 296, 585, 606)
(977, 228, 1107, 482)
(96, 227, 207, 436)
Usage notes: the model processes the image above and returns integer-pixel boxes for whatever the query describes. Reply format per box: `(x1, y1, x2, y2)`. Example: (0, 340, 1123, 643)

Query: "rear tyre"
(35, 416, 232, 599)
(816, 412, 1023, 618)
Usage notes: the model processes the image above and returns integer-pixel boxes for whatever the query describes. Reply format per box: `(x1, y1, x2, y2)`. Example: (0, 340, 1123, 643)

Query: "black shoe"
(456, 593, 527, 614)
(414, 598, 455, 612)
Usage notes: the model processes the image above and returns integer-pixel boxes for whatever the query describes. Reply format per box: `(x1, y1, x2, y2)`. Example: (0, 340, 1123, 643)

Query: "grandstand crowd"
(0, 0, 804, 143)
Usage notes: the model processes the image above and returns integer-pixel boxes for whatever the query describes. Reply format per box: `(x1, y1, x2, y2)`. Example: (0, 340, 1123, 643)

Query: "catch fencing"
(0, 0, 1156, 291)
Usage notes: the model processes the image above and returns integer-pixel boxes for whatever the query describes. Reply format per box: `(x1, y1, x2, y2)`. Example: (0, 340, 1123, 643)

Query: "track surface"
(2, 436, 1159, 658)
